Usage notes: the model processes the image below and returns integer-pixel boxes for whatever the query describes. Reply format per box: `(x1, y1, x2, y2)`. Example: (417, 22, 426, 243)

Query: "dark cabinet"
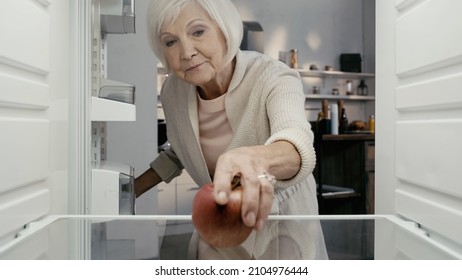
(314, 134, 375, 215)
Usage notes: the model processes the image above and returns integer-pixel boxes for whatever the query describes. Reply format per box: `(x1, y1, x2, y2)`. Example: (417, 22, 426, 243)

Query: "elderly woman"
(136, 0, 328, 259)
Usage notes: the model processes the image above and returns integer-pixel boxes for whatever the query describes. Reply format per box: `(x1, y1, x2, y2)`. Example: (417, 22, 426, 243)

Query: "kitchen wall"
(233, 0, 367, 71)
(232, 0, 376, 121)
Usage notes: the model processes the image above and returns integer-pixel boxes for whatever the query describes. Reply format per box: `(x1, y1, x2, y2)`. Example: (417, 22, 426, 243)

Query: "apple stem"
(231, 176, 241, 190)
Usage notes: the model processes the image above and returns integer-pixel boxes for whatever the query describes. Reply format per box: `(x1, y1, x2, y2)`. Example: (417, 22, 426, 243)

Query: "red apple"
(191, 183, 253, 248)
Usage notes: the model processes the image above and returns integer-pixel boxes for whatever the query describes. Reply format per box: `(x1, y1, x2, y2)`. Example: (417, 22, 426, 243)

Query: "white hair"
(147, 0, 243, 72)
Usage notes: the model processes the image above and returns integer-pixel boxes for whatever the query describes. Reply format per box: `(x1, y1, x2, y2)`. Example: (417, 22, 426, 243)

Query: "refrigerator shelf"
(1, 215, 460, 260)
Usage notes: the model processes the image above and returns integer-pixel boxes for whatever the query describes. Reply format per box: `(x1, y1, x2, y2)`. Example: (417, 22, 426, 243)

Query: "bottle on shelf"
(316, 111, 330, 136)
(357, 79, 369, 96)
(368, 115, 375, 133)
(317, 100, 331, 135)
(315, 111, 324, 136)
(339, 108, 349, 134)
(330, 104, 339, 135)
(317, 111, 324, 123)
(337, 100, 344, 122)
(322, 99, 329, 119)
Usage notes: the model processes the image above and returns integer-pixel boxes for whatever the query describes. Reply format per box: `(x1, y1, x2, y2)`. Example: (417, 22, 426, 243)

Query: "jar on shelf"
(289, 49, 298, 69)
(346, 80, 353, 95)
(312, 86, 320, 94)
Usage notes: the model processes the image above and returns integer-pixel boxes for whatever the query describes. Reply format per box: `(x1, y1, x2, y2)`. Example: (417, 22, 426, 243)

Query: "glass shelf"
(1, 214, 457, 260)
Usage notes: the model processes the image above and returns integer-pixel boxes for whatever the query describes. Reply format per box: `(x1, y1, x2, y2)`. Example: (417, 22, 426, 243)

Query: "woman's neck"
(197, 58, 236, 100)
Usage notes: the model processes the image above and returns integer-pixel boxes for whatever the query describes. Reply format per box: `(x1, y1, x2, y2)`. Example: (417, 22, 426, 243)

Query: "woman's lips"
(185, 62, 204, 72)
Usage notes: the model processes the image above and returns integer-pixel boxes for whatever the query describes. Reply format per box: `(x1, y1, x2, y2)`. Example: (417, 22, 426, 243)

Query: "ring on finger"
(257, 170, 276, 185)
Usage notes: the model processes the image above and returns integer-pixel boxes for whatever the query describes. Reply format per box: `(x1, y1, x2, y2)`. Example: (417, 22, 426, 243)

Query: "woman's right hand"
(212, 146, 275, 231)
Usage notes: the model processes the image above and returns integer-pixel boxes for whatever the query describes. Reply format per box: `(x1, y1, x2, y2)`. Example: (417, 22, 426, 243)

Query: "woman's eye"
(193, 29, 205, 37)
(165, 39, 176, 47)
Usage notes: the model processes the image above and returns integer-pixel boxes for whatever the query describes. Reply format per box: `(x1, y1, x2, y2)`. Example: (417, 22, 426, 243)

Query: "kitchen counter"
(322, 133, 375, 141)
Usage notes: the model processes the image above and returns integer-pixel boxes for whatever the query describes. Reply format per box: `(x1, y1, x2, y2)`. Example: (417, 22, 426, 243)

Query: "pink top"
(197, 93, 233, 176)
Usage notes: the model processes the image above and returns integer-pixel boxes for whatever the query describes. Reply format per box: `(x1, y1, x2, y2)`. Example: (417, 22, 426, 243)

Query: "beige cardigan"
(152, 50, 316, 189)
(151, 50, 327, 259)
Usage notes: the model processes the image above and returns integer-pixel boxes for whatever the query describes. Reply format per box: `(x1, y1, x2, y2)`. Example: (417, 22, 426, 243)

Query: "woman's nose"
(180, 40, 197, 59)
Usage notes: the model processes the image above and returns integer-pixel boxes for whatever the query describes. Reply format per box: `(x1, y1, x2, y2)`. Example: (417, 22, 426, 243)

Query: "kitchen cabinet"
(313, 133, 375, 215)
(156, 181, 176, 215)
(157, 171, 199, 218)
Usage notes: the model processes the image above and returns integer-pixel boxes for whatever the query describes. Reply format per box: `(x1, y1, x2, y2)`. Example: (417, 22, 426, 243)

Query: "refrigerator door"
(0, 0, 71, 249)
(376, 0, 462, 258)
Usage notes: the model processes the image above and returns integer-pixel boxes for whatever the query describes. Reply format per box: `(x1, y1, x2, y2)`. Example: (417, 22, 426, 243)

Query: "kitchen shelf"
(322, 133, 375, 141)
(297, 69, 375, 79)
(305, 94, 375, 101)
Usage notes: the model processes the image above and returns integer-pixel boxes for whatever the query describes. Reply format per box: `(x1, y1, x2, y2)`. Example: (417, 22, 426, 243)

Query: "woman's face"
(160, 2, 228, 87)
